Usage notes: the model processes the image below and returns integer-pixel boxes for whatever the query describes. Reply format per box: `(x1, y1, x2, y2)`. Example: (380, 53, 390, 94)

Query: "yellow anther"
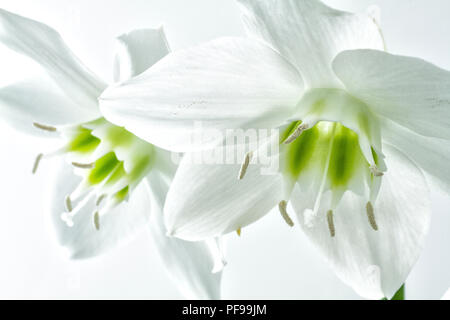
(369, 165, 384, 177)
(94, 211, 100, 231)
(327, 210, 336, 238)
(238, 151, 253, 180)
(65, 195, 73, 212)
(96, 194, 106, 206)
(283, 123, 309, 144)
(366, 201, 379, 231)
(32, 153, 43, 174)
(72, 162, 95, 169)
(278, 200, 294, 227)
(33, 122, 57, 132)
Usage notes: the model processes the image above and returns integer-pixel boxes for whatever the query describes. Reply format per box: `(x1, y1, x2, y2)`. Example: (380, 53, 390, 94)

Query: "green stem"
(391, 284, 405, 300)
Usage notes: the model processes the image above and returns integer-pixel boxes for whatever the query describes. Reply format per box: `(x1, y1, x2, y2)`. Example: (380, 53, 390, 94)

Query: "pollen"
(236, 228, 242, 237)
(327, 210, 336, 238)
(238, 151, 253, 180)
(366, 201, 379, 231)
(278, 200, 294, 227)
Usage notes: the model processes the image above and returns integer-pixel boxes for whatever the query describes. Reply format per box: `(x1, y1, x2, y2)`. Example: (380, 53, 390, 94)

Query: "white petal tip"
(60, 212, 74, 228)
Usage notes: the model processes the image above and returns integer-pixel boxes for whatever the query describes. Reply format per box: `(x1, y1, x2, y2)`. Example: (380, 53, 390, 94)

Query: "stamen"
(96, 194, 106, 206)
(32, 153, 43, 174)
(369, 165, 384, 177)
(283, 123, 309, 144)
(72, 162, 95, 169)
(64, 195, 73, 212)
(327, 210, 336, 238)
(33, 122, 57, 132)
(93, 211, 100, 230)
(366, 201, 379, 231)
(238, 151, 253, 180)
(236, 228, 241, 237)
(278, 200, 294, 227)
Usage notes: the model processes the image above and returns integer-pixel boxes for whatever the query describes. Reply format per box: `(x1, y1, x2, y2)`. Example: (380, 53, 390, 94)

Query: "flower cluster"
(1, 0, 449, 299)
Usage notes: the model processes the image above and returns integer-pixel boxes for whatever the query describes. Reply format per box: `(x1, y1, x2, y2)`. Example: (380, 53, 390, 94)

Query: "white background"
(0, 0, 449, 299)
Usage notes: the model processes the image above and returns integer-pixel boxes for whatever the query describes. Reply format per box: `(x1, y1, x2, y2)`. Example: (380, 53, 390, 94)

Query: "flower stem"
(391, 284, 405, 300)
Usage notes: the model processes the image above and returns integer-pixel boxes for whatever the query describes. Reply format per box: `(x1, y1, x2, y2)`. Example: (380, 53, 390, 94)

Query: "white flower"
(98, 0, 450, 299)
(0, 9, 224, 299)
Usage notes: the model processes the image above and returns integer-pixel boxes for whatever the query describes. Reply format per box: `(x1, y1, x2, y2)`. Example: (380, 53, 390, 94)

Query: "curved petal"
(46, 159, 151, 259)
(290, 145, 431, 299)
(443, 288, 450, 300)
(333, 49, 450, 140)
(0, 9, 106, 110)
(237, 0, 384, 88)
(100, 37, 303, 152)
(0, 77, 100, 137)
(113, 28, 170, 83)
(164, 148, 283, 241)
(146, 170, 223, 300)
(381, 119, 450, 195)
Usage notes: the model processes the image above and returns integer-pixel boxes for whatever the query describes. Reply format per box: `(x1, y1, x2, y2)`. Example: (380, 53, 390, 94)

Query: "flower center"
(279, 88, 386, 236)
(32, 118, 155, 229)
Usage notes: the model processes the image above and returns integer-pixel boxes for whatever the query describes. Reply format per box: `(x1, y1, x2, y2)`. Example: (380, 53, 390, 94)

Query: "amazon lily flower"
(0, 9, 223, 299)
(98, 0, 450, 299)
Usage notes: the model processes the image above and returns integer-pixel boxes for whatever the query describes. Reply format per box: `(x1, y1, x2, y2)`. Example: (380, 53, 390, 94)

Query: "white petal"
(113, 28, 170, 83)
(382, 119, 450, 195)
(291, 145, 431, 299)
(443, 288, 450, 300)
(100, 37, 303, 152)
(146, 170, 222, 300)
(333, 49, 450, 140)
(0, 77, 100, 136)
(164, 149, 283, 241)
(46, 160, 151, 259)
(0, 9, 106, 109)
(237, 0, 384, 88)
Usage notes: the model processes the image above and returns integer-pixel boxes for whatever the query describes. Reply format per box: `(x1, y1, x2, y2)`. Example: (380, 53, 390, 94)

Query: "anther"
(369, 165, 384, 177)
(284, 123, 309, 144)
(64, 195, 73, 212)
(366, 201, 379, 231)
(72, 162, 95, 169)
(236, 228, 241, 237)
(327, 210, 336, 238)
(32, 153, 43, 174)
(278, 200, 294, 227)
(96, 194, 106, 206)
(238, 151, 253, 180)
(94, 211, 100, 230)
(33, 122, 57, 132)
